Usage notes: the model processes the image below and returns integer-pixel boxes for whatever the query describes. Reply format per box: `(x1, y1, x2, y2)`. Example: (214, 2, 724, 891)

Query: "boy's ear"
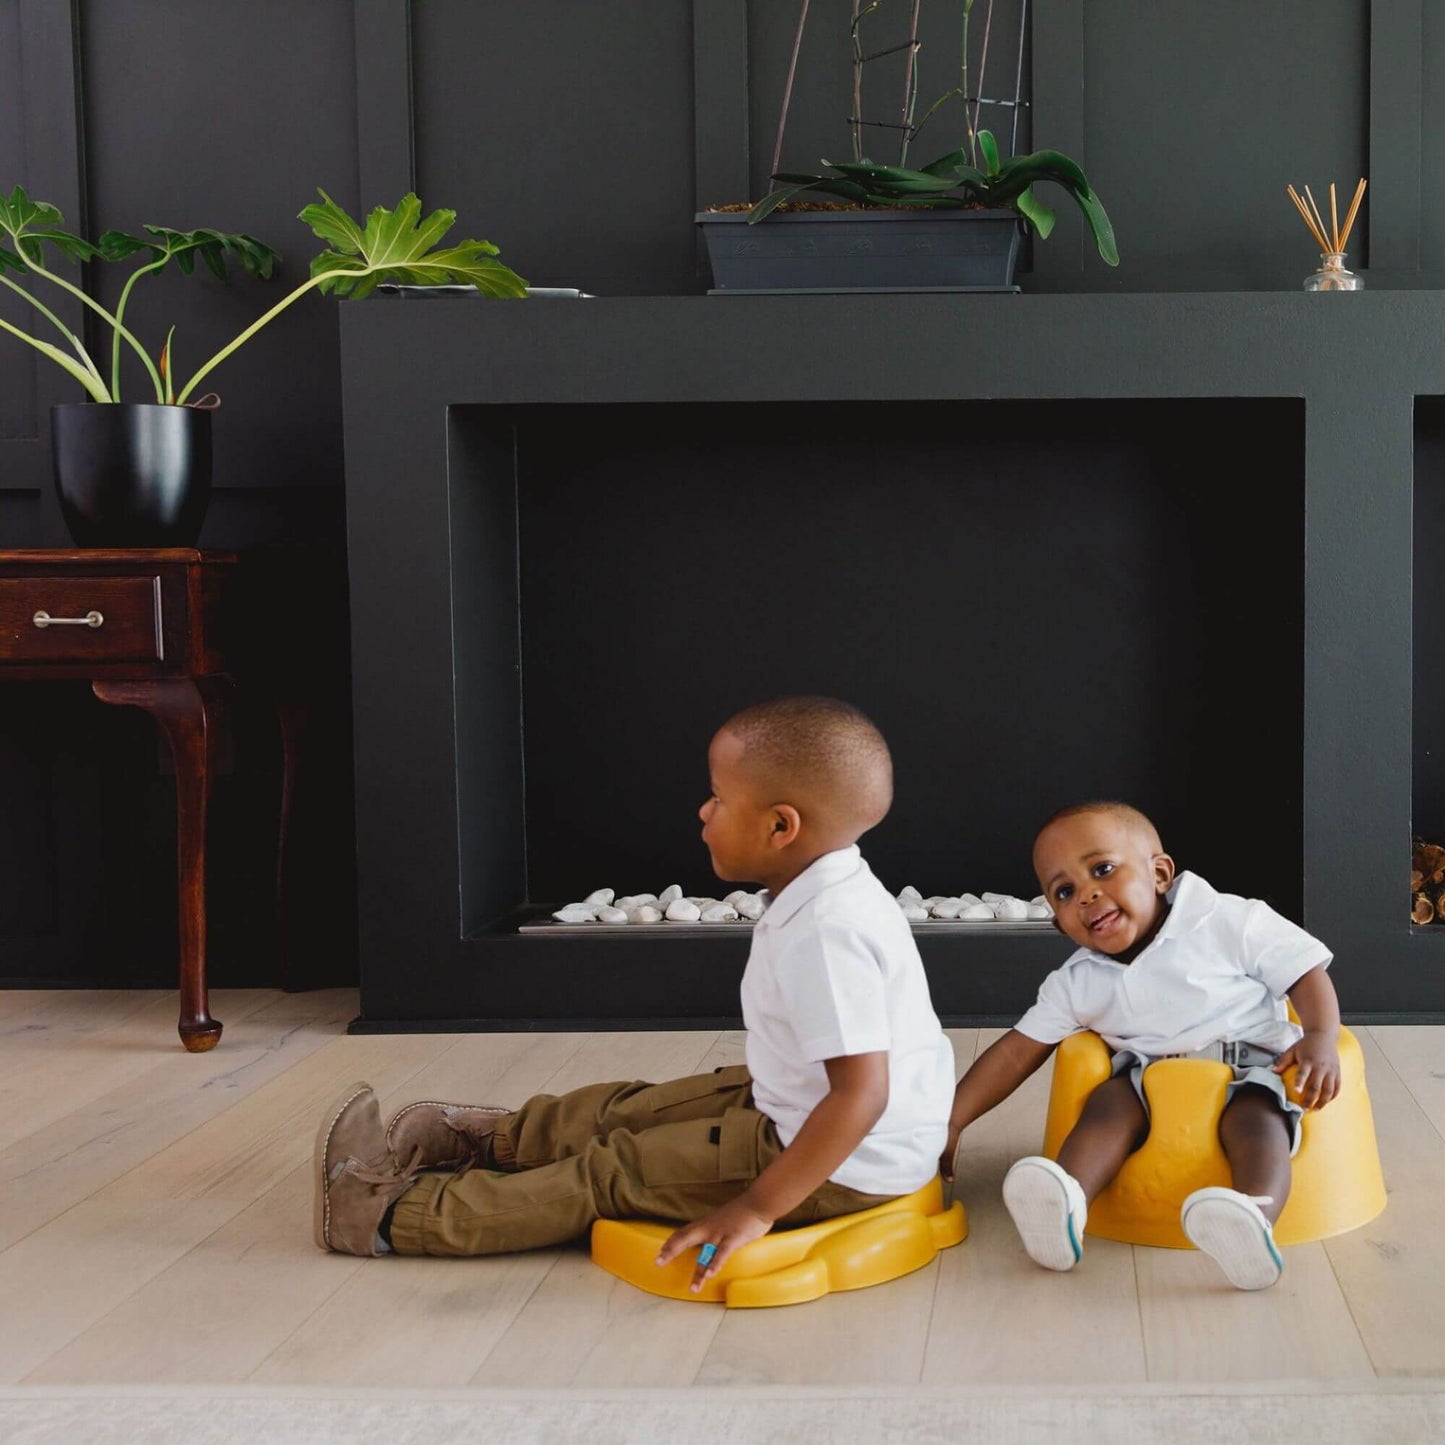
(1153, 852, 1176, 893)
(768, 804, 802, 850)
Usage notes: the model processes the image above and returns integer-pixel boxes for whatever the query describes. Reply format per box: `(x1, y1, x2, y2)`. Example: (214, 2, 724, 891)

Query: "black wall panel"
(79, 0, 361, 492)
(0, 1, 37, 444)
(1080, 2, 1370, 290)
(412, 0, 699, 295)
(3, 1, 1445, 991)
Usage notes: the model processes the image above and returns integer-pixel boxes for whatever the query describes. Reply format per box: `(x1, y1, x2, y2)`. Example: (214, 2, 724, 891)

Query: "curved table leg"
(93, 677, 226, 1052)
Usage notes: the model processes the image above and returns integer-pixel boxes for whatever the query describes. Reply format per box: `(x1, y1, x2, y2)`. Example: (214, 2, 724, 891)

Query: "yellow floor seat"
(590, 1175, 966, 1307)
(1041, 1027, 1387, 1248)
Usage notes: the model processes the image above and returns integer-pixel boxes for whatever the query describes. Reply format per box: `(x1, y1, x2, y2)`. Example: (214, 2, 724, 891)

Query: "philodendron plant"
(0, 187, 528, 405)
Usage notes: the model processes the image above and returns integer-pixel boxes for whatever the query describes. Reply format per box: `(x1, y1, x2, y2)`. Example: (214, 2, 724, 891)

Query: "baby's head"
(1032, 801, 1176, 958)
(699, 696, 893, 887)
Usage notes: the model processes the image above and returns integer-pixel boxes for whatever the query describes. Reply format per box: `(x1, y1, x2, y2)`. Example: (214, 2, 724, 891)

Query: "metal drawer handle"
(33, 610, 104, 629)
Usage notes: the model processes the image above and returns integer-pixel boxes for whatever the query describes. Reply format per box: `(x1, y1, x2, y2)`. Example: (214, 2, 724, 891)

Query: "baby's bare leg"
(1218, 1085, 1292, 1221)
(1056, 1072, 1150, 1201)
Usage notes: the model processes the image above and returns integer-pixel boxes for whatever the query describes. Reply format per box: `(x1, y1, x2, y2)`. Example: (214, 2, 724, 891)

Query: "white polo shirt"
(1014, 871, 1332, 1057)
(741, 845, 955, 1195)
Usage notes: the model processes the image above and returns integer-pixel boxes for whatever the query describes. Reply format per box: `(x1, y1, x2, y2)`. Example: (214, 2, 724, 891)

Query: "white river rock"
(552, 904, 598, 923)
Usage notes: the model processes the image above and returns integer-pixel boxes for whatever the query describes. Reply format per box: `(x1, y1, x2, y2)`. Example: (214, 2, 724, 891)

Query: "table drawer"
(0, 575, 163, 663)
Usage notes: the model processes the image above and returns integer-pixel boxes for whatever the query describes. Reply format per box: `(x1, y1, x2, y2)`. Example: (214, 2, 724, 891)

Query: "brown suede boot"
(385, 1100, 510, 1170)
(313, 1082, 419, 1255)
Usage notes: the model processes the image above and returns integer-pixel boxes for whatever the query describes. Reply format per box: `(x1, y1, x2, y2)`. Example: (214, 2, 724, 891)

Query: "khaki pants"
(389, 1064, 894, 1256)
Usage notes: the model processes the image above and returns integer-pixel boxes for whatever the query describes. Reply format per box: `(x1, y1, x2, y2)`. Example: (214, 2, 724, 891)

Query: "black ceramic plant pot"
(51, 402, 212, 547)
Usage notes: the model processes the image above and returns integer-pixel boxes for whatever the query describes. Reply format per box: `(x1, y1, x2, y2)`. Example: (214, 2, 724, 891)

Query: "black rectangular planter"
(695, 209, 1021, 292)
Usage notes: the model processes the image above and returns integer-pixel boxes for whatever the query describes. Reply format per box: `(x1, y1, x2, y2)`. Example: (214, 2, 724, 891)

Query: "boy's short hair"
(1036, 800, 1163, 851)
(724, 696, 893, 832)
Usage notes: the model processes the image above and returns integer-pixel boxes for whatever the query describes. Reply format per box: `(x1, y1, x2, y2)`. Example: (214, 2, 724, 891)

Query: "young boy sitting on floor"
(315, 696, 955, 1291)
(940, 801, 1340, 1291)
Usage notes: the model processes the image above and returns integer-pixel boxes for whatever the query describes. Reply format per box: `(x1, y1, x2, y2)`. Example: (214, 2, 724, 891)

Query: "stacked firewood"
(1412, 837, 1445, 923)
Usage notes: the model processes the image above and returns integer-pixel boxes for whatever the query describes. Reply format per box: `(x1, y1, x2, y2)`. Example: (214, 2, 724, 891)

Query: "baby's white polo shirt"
(741, 845, 956, 1196)
(1014, 871, 1332, 1057)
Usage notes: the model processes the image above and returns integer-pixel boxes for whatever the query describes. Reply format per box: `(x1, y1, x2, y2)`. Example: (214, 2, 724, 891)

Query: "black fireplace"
(340, 293, 1436, 1029)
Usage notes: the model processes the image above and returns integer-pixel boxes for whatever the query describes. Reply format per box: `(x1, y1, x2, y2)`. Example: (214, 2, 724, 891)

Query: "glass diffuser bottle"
(1304, 252, 1362, 291)
(1288, 178, 1367, 294)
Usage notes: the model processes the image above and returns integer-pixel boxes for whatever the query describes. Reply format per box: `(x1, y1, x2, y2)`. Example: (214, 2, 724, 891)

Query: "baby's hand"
(939, 1123, 963, 1183)
(1273, 1031, 1341, 1110)
(655, 1198, 772, 1293)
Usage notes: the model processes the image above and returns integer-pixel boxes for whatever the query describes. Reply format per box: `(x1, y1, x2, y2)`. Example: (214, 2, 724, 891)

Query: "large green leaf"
(0, 186, 96, 266)
(301, 191, 526, 298)
(749, 174, 873, 221)
(981, 150, 1118, 264)
(98, 226, 279, 280)
(918, 150, 987, 188)
(1014, 185, 1055, 239)
(995, 148, 1092, 195)
(825, 160, 964, 195)
(978, 129, 1001, 177)
(1074, 187, 1119, 266)
(748, 182, 823, 223)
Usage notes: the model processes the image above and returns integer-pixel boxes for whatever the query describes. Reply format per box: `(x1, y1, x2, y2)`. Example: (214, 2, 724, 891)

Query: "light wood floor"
(1, 989, 1441, 1389)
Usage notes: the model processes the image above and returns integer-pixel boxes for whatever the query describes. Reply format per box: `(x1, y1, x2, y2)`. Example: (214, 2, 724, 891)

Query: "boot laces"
(441, 1107, 506, 1177)
(343, 1144, 426, 1188)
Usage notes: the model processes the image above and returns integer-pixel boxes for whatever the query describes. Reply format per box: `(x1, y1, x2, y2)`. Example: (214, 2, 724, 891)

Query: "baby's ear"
(1153, 851, 1177, 892)
(769, 803, 802, 849)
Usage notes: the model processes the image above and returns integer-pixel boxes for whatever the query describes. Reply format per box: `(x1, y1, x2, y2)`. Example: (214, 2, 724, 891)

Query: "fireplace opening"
(447, 398, 1304, 951)
(1414, 397, 1445, 928)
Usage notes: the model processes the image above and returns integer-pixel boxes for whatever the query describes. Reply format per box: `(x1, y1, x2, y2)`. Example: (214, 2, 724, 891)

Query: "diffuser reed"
(1287, 177, 1366, 290)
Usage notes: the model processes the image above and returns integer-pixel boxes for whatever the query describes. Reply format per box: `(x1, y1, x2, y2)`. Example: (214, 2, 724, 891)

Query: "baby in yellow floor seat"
(941, 801, 1341, 1290)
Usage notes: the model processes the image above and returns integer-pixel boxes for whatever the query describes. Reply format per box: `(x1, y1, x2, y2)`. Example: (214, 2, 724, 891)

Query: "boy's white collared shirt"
(1014, 871, 1332, 1057)
(742, 845, 956, 1196)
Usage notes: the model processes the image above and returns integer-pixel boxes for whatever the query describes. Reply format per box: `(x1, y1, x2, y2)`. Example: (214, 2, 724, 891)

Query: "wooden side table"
(0, 549, 255, 1051)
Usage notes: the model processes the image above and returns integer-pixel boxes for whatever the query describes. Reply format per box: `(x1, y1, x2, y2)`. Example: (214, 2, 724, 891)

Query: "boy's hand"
(655, 1198, 773, 1293)
(1272, 1030, 1341, 1109)
(939, 1122, 963, 1183)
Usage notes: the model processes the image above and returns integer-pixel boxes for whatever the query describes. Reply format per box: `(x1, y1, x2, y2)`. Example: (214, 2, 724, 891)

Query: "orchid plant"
(747, 0, 1118, 267)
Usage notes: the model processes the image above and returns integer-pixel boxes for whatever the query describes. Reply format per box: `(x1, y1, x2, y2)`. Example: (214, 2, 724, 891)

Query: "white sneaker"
(1002, 1156, 1087, 1271)
(1180, 1187, 1284, 1290)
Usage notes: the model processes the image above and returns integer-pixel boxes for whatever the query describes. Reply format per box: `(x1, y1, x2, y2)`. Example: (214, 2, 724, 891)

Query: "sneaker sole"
(313, 1082, 373, 1252)
(1182, 1195, 1283, 1290)
(1002, 1160, 1082, 1272)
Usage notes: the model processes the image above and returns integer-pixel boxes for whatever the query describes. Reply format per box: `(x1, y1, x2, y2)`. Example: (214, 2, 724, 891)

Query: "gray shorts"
(1109, 1045, 1304, 1157)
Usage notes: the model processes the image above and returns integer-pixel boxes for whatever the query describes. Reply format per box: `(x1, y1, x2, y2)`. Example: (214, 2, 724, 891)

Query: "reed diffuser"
(1287, 177, 1366, 291)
